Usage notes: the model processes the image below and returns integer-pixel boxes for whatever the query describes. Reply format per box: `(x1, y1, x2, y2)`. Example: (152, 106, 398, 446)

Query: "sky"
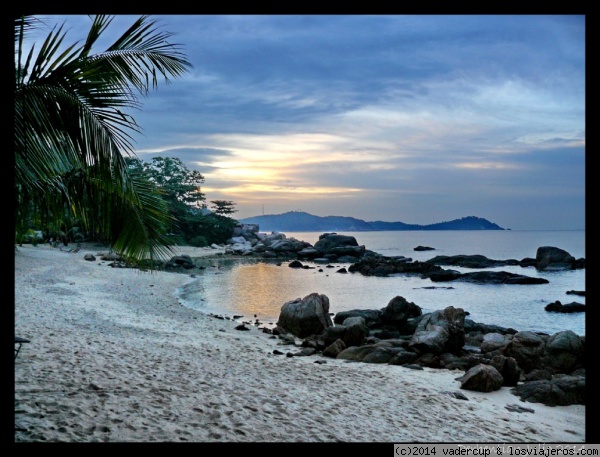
(22, 14, 586, 230)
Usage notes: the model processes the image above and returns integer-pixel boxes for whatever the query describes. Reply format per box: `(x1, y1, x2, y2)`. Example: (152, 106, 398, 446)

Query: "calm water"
(178, 230, 586, 336)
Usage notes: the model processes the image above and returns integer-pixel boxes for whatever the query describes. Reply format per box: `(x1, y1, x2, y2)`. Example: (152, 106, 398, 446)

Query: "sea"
(177, 230, 586, 336)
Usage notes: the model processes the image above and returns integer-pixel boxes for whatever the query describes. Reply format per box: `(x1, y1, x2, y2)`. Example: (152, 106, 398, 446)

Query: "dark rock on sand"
(276, 293, 333, 338)
(510, 374, 585, 406)
(456, 364, 504, 392)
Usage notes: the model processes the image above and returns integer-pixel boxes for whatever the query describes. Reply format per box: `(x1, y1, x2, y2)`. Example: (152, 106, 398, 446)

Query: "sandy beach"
(13, 243, 586, 443)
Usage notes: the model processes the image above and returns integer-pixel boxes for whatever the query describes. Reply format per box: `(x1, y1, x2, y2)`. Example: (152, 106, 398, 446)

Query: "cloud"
(27, 14, 584, 230)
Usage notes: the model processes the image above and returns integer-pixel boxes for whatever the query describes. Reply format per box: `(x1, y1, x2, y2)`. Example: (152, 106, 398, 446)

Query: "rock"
(410, 326, 450, 355)
(276, 293, 333, 338)
(544, 301, 585, 313)
(505, 331, 546, 373)
(165, 255, 195, 269)
(333, 309, 382, 328)
(535, 246, 577, 270)
(341, 316, 369, 347)
(505, 404, 534, 413)
(387, 348, 419, 366)
(430, 270, 549, 285)
(443, 391, 469, 400)
(481, 333, 512, 353)
(510, 375, 585, 406)
(489, 354, 521, 386)
(426, 254, 509, 268)
(542, 330, 584, 374)
(409, 306, 466, 355)
(381, 296, 422, 328)
(414, 246, 435, 251)
(361, 346, 404, 364)
(456, 364, 504, 392)
(337, 345, 379, 362)
(313, 233, 359, 256)
(323, 339, 347, 358)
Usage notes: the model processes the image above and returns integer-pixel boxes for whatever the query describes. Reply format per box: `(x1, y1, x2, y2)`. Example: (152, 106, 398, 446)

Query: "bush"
(189, 235, 209, 247)
(181, 213, 238, 246)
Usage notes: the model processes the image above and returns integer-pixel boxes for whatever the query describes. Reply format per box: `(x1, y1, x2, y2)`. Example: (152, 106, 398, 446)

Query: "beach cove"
(14, 243, 585, 443)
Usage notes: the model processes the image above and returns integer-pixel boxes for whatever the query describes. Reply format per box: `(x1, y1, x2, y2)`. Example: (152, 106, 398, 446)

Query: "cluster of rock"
(269, 293, 585, 407)
(348, 246, 584, 285)
(165, 224, 584, 287)
(224, 224, 372, 263)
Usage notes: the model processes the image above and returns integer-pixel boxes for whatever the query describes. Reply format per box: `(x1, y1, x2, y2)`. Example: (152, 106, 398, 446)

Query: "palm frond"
(15, 14, 192, 263)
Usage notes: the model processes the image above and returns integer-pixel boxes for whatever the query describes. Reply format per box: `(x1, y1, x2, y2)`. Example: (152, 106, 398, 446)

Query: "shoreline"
(14, 243, 586, 442)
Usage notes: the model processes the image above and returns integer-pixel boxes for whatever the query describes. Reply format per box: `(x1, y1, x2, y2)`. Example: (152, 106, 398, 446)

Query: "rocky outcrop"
(270, 289, 586, 406)
(346, 246, 583, 279)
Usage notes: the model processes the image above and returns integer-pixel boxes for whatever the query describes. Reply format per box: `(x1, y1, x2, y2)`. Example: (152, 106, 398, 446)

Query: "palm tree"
(15, 15, 193, 263)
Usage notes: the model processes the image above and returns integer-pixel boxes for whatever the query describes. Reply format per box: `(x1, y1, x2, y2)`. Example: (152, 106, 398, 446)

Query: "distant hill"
(239, 211, 505, 232)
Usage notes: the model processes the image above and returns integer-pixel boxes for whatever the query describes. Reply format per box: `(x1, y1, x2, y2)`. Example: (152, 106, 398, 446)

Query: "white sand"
(14, 243, 586, 443)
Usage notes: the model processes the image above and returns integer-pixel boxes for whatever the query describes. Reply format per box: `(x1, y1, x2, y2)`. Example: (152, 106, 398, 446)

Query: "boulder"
(333, 309, 382, 328)
(480, 333, 512, 353)
(488, 354, 521, 386)
(276, 293, 333, 338)
(456, 364, 504, 392)
(165, 255, 195, 269)
(341, 316, 369, 347)
(535, 246, 576, 270)
(505, 331, 546, 373)
(510, 375, 585, 406)
(381, 296, 422, 328)
(313, 233, 359, 256)
(542, 330, 584, 374)
(544, 301, 585, 313)
(409, 306, 466, 354)
(410, 326, 450, 355)
(323, 339, 346, 358)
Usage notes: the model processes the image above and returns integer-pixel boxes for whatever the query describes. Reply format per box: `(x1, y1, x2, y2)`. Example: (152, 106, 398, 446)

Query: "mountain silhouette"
(239, 211, 505, 232)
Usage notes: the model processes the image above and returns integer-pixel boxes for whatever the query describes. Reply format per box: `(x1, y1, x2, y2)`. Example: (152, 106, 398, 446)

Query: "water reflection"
(178, 255, 585, 335)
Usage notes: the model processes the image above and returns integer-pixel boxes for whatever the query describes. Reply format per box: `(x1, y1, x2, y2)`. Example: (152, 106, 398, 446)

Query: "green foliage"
(127, 156, 239, 246)
(210, 200, 238, 216)
(14, 15, 192, 263)
(188, 235, 209, 247)
(183, 213, 238, 245)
